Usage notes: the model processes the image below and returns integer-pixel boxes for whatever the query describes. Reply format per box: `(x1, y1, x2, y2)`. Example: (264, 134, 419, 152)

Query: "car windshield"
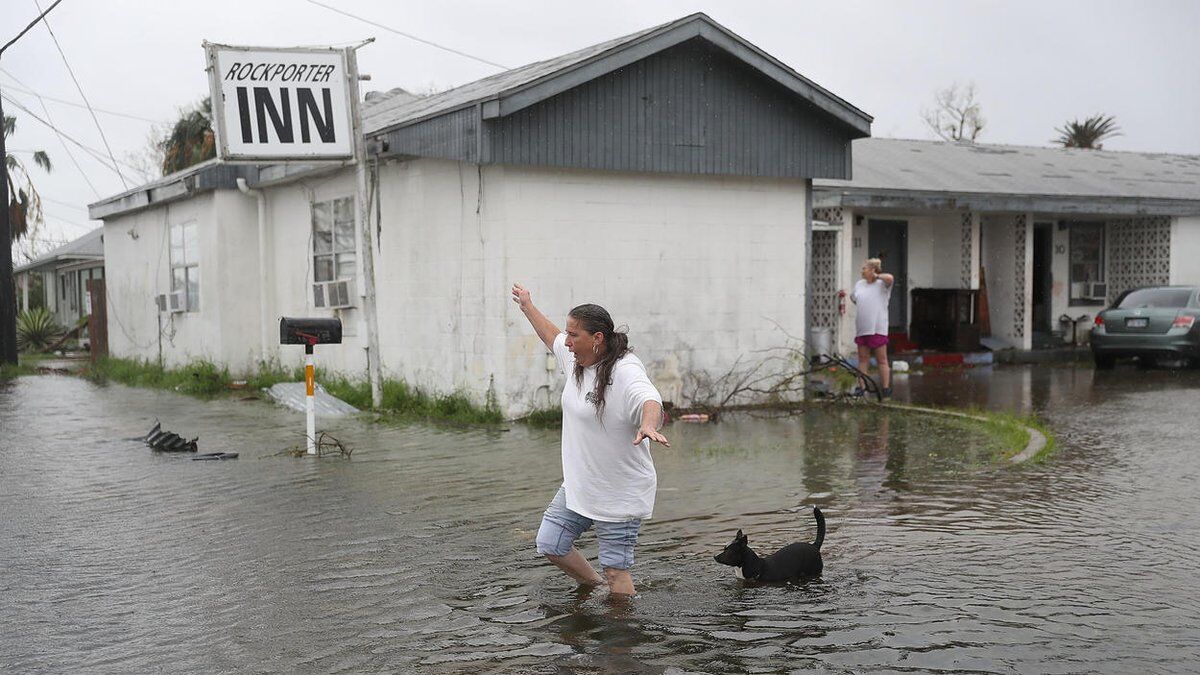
(1117, 288, 1195, 309)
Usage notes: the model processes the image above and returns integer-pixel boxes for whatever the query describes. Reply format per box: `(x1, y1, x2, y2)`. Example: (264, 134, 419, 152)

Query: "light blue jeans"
(535, 485, 642, 570)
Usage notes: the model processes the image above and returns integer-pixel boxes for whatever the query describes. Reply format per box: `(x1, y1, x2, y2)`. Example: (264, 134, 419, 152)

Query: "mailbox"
(279, 317, 343, 346)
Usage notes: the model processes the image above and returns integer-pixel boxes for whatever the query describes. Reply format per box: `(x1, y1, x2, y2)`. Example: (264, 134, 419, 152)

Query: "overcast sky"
(3, 0, 1198, 253)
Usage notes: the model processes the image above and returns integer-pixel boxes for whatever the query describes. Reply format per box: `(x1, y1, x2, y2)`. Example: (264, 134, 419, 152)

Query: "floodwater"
(3, 365, 1200, 673)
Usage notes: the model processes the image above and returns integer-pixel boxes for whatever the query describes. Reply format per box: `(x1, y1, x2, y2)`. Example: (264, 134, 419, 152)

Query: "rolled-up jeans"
(535, 485, 641, 570)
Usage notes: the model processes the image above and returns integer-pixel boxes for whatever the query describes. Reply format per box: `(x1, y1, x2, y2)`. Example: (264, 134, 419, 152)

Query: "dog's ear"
(737, 530, 747, 543)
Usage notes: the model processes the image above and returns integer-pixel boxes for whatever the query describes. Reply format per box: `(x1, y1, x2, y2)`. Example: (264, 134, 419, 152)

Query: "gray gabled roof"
(362, 12, 872, 137)
(815, 138, 1200, 215)
(14, 226, 104, 274)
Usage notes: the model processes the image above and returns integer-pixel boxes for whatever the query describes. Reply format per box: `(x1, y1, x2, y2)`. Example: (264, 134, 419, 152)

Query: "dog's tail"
(811, 507, 825, 548)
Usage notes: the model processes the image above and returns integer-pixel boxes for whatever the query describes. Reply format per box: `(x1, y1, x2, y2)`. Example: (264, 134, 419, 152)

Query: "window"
(1069, 222, 1104, 304)
(312, 197, 357, 285)
(170, 221, 200, 311)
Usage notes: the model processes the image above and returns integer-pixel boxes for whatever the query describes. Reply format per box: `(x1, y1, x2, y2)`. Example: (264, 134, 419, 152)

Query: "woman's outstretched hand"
(511, 283, 532, 311)
(634, 426, 670, 448)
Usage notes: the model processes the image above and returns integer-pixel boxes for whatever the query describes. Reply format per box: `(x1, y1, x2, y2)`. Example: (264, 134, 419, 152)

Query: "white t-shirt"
(552, 332, 662, 522)
(852, 278, 892, 337)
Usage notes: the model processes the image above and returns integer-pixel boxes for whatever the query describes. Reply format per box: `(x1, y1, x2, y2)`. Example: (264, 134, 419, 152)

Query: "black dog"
(714, 507, 825, 581)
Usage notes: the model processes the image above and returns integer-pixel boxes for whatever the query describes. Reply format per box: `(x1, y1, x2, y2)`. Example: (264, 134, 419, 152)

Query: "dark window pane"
(314, 256, 334, 282)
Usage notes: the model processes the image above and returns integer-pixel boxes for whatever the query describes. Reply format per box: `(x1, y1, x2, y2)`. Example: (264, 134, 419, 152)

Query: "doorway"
(1032, 222, 1054, 338)
(867, 219, 908, 331)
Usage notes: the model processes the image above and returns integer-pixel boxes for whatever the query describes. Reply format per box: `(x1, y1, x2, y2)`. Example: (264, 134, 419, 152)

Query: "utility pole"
(0, 0, 64, 364)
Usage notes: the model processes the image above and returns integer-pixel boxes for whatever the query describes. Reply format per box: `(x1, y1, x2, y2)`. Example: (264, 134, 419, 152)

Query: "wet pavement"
(3, 364, 1200, 673)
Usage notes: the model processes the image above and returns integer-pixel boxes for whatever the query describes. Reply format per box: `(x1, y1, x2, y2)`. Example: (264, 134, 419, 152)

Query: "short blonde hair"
(865, 258, 883, 272)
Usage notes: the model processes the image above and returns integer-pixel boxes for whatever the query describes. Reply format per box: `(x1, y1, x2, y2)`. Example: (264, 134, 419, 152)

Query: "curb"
(878, 403, 1048, 464)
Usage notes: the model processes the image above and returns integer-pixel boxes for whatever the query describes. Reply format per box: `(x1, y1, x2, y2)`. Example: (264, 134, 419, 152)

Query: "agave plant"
(1053, 114, 1121, 149)
(16, 307, 65, 353)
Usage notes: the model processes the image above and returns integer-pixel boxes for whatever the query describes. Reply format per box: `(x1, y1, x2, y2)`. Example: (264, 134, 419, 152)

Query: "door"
(1032, 223, 1053, 334)
(868, 219, 908, 331)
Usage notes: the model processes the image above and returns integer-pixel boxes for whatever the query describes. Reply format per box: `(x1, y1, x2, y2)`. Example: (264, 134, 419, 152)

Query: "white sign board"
(204, 43, 355, 161)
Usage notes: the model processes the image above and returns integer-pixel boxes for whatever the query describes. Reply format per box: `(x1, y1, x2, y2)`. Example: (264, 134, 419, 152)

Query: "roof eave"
(814, 186, 1200, 217)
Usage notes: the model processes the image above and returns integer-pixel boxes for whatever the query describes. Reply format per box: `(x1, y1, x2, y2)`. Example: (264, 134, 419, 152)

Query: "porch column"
(961, 210, 981, 289)
(20, 273, 29, 312)
(839, 209, 860, 355)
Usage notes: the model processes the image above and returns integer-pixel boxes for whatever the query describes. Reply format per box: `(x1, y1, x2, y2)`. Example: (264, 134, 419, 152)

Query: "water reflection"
(3, 367, 1200, 672)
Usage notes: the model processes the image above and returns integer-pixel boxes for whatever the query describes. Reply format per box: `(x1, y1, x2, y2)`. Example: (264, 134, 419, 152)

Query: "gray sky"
(3, 0, 1198, 255)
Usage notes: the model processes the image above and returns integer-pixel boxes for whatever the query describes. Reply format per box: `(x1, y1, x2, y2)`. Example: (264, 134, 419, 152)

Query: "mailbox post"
(280, 317, 343, 455)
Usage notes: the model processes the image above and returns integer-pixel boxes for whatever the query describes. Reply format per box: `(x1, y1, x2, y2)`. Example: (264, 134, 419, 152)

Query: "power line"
(303, 0, 510, 70)
(33, 0, 130, 190)
(1, 69, 101, 198)
(0, 0, 62, 56)
(1, 92, 144, 180)
(0, 70, 163, 124)
(41, 195, 88, 213)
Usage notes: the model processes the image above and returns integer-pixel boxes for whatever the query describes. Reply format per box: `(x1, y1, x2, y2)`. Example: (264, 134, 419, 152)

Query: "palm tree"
(159, 97, 215, 175)
(4, 115, 53, 242)
(1054, 114, 1121, 149)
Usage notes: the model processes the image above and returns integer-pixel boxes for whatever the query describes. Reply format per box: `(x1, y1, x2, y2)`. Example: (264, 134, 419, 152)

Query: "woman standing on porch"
(851, 258, 894, 398)
(511, 282, 669, 597)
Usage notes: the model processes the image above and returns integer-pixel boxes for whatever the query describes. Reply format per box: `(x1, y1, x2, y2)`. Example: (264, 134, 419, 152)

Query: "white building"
(87, 14, 872, 416)
(812, 138, 1200, 354)
(14, 227, 105, 333)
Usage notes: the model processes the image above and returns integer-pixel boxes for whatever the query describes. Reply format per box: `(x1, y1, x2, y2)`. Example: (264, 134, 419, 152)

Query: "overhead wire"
(1, 69, 101, 198)
(0, 70, 163, 124)
(1, 92, 145, 180)
(32, 0, 130, 189)
(303, 0, 510, 70)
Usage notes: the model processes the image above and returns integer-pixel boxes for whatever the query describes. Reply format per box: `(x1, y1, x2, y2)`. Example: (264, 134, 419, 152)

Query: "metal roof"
(815, 138, 1200, 215)
(362, 12, 872, 137)
(14, 226, 104, 274)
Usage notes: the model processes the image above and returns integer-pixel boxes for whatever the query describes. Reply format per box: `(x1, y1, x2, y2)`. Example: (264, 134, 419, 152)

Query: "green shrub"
(16, 308, 64, 352)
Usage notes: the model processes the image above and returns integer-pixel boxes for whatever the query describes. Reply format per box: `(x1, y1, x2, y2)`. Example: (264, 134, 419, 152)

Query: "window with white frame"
(311, 197, 357, 285)
(1068, 222, 1104, 305)
(170, 221, 200, 311)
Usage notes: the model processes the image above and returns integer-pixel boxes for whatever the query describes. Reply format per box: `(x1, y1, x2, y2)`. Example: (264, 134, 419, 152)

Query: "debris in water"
(192, 452, 239, 461)
(144, 420, 198, 453)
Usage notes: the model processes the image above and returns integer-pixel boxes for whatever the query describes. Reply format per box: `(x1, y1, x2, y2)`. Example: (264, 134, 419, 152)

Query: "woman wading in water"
(512, 283, 669, 596)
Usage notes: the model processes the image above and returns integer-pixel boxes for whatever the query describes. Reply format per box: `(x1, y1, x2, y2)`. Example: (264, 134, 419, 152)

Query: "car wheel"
(1093, 354, 1116, 370)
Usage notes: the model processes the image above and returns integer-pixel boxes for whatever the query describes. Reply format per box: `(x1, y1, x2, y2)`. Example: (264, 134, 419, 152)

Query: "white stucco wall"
(104, 193, 259, 369)
(485, 164, 809, 414)
(1171, 216, 1200, 285)
(102, 159, 810, 416)
(906, 213, 962, 291)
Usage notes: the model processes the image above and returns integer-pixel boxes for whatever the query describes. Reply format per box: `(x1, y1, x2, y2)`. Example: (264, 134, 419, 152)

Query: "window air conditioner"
(1087, 282, 1108, 300)
(313, 278, 356, 309)
(155, 294, 168, 312)
(168, 290, 187, 313)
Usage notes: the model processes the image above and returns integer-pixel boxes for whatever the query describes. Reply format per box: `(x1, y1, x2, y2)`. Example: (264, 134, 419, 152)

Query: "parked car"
(1090, 285, 1200, 369)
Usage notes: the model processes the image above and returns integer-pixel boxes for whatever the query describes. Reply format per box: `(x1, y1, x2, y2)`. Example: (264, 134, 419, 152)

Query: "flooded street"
(3, 365, 1200, 673)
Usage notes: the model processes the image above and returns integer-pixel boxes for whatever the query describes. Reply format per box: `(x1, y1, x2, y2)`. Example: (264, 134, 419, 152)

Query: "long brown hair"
(569, 303, 630, 417)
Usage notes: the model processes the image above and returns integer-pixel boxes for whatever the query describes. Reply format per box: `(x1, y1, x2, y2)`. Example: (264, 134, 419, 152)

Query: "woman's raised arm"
(512, 283, 561, 350)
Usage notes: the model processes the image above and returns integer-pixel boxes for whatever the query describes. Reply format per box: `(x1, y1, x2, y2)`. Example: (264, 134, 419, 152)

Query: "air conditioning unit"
(313, 278, 356, 309)
(1087, 282, 1108, 300)
(155, 294, 168, 312)
(167, 290, 187, 313)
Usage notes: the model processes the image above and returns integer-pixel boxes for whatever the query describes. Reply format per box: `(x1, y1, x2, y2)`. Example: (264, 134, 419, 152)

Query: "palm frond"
(32, 150, 52, 172)
(1053, 114, 1121, 149)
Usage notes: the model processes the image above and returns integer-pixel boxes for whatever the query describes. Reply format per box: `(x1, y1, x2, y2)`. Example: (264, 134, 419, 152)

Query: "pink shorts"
(855, 334, 889, 349)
